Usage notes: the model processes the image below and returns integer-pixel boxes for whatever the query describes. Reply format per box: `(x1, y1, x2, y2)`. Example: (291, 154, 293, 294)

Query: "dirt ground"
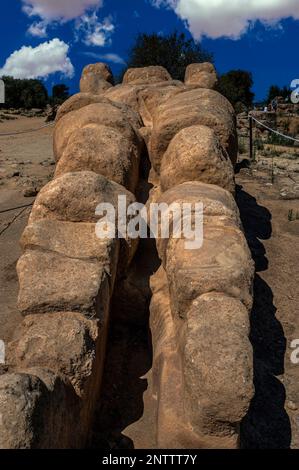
(235, 164, 299, 448)
(0, 115, 298, 448)
(0, 116, 54, 342)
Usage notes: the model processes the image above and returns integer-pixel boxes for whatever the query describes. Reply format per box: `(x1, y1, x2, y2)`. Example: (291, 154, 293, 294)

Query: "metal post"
(249, 115, 253, 161)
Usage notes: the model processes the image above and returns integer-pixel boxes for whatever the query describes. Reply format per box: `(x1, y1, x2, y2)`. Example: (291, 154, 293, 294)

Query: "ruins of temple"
(0, 62, 254, 449)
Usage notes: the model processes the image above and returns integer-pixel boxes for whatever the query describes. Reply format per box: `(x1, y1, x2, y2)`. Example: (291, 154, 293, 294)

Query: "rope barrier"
(250, 116, 299, 143)
(0, 203, 34, 214)
(0, 122, 54, 137)
(0, 205, 32, 237)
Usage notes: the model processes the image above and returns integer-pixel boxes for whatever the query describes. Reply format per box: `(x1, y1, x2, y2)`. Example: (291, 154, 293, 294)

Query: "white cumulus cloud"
(152, 0, 299, 39)
(0, 38, 74, 79)
(76, 13, 115, 47)
(22, 0, 104, 37)
(21, 0, 102, 22)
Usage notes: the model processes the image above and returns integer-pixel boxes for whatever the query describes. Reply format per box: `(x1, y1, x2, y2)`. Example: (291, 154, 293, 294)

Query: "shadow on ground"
(90, 238, 159, 450)
(236, 184, 291, 448)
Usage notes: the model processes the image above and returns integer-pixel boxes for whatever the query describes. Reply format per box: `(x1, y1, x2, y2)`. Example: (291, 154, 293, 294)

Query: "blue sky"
(0, 0, 299, 101)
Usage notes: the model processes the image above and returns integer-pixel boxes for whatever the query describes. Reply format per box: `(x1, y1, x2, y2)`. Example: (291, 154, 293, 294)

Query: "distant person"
(271, 98, 278, 112)
(263, 105, 268, 112)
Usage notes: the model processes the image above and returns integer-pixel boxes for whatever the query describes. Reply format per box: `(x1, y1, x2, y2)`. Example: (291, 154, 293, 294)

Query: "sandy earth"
(235, 165, 299, 448)
(0, 116, 54, 343)
(0, 115, 298, 448)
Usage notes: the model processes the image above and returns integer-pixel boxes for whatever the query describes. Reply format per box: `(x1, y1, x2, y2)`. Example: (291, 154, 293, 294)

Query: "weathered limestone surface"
(0, 370, 82, 449)
(20, 219, 118, 265)
(150, 181, 254, 448)
(55, 93, 143, 131)
(165, 228, 253, 316)
(150, 268, 252, 449)
(27, 171, 138, 270)
(155, 183, 253, 315)
(55, 93, 107, 122)
(53, 102, 140, 160)
(137, 83, 184, 128)
(142, 63, 253, 448)
(123, 66, 172, 85)
(29, 171, 135, 224)
(155, 181, 242, 264)
(80, 63, 114, 94)
(2, 62, 254, 450)
(183, 294, 253, 437)
(17, 249, 111, 317)
(104, 81, 184, 128)
(53, 101, 143, 192)
(55, 125, 140, 193)
(54, 94, 143, 192)
(149, 88, 238, 172)
(185, 62, 218, 89)
(8, 312, 99, 398)
(160, 125, 235, 192)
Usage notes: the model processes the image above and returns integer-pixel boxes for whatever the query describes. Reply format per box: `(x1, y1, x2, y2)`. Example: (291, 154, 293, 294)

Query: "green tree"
(124, 31, 213, 81)
(216, 70, 254, 112)
(1, 76, 48, 109)
(52, 84, 70, 105)
(267, 85, 290, 103)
